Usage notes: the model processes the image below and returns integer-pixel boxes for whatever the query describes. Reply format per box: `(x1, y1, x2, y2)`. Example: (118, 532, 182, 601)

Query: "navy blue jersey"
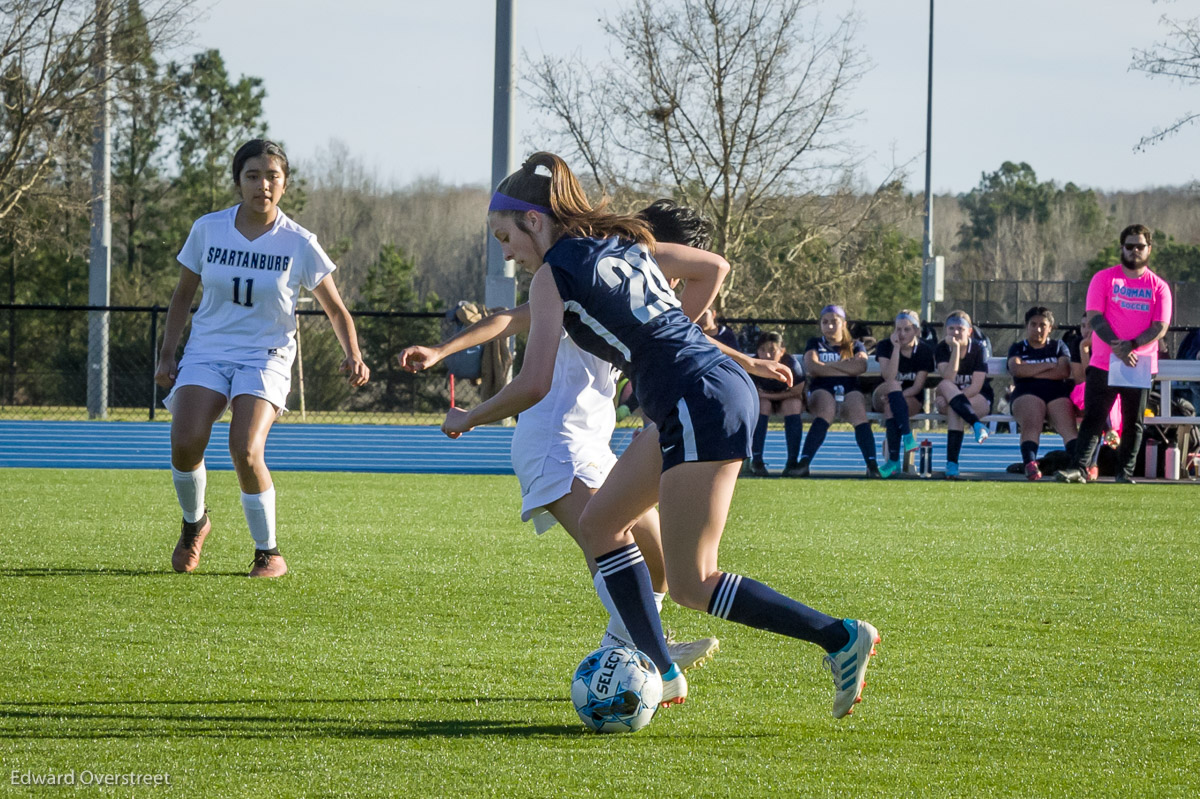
(805, 336, 866, 394)
(935, 339, 994, 400)
(751, 353, 804, 394)
(1068, 337, 1083, 364)
(1008, 339, 1071, 393)
(545, 236, 726, 424)
(874, 339, 935, 389)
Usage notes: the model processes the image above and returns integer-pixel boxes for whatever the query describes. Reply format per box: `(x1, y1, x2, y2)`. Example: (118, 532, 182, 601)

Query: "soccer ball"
(570, 645, 662, 733)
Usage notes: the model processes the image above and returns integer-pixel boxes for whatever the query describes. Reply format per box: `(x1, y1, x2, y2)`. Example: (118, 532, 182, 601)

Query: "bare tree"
(524, 0, 904, 315)
(1131, 6, 1200, 150)
(0, 0, 194, 221)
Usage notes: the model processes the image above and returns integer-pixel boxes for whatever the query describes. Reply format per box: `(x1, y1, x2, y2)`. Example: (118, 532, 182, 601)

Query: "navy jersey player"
(1007, 306, 1077, 480)
(873, 310, 935, 478)
(155, 139, 369, 578)
(933, 310, 992, 479)
(746, 331, 806, 477)
(442, 152, 879, 718)
(793, 305, 879, 478)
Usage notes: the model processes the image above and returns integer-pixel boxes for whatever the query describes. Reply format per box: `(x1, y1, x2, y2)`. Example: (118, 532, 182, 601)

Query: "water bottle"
(918, 439, 933, 477)
(1145, 439, 1158, 479)
(1187, 452, 1200, 480)
(834, 384, 845, 411)
(1164, 444, 1180, 480)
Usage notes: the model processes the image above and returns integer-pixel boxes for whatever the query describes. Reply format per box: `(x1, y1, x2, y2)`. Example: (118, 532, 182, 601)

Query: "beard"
(1120, 251, 1148, 269)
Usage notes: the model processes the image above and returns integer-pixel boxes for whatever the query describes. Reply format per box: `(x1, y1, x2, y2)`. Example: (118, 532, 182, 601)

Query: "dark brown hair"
(1119, 223, 1152, 247)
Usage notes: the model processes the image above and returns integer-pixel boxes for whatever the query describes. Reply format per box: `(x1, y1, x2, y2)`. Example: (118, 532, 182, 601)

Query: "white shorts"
(164, 359, 292, 417)
(519, 450, 617, 535)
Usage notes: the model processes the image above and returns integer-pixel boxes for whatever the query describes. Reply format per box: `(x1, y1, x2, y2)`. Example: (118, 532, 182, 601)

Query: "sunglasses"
(1123, 243, 1149, 251)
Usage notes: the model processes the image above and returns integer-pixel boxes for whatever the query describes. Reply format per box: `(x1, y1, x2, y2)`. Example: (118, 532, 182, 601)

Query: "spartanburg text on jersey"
(176, 206, 336, 367)
(545, 236, 726, 425)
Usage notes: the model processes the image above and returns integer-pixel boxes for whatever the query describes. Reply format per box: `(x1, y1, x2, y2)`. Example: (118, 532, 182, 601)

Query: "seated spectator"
(874, 310, 935, 478)
(793, 305, 879, 478)
(698, 308, 740, 352)
(1007, 306, 1077, 481)
(747, 332, 806, 477)
(933, 310, 993, 479)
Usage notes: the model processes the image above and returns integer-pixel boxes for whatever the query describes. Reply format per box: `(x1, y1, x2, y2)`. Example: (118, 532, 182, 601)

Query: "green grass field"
(1, 469, 1197, 798)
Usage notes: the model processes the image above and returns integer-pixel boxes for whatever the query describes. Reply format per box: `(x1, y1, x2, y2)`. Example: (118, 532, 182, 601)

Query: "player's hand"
(442, 407, 474, 439)
(890, 331, 902, 347)
(154, 355, 178, 390)
(745, 358, 793, 387)
(340, 355, 370, 387)
(399, 345, 441, 372)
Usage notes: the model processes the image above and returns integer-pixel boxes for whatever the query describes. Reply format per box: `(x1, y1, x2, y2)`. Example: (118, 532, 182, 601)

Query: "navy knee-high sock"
(887, 391, 911, 435)
(595, 544, 671, 672)
(854, 422, 877, 465)
(947, 429, 965, 464)
(784, 414, 803, 466)
(1064, 437, 1078, 462)
(885, 418, 901, 461)
(949, 394, 981, 426)
(708, 572, 849, 653)
(1020, 440, 1039, 465)
(751, 414, 769, 463)
(801, 417, 829, 461)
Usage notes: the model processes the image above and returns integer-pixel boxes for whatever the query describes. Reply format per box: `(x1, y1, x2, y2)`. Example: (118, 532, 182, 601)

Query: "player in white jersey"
(154, 139, 369, 578)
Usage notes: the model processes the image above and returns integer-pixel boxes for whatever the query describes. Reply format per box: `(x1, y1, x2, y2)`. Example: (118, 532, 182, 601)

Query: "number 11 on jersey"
(232, 277, 254, 307)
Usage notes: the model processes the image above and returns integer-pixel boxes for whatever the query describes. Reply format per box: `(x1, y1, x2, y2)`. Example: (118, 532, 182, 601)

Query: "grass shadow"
(0, 567, 247, 578)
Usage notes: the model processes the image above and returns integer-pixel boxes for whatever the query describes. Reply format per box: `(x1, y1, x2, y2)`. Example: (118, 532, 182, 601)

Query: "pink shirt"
(1085, 264, 1173, 373)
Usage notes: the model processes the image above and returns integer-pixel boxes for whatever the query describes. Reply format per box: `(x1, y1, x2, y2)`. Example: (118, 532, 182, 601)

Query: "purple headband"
(488, 191, 551, 215)
(820, 304, 846, 320)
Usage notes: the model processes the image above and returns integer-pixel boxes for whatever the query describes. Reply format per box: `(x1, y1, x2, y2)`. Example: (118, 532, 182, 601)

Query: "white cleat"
(825, 619, 880, 719)
(660, 663, 688, 708)
(666, 635, 720, 674)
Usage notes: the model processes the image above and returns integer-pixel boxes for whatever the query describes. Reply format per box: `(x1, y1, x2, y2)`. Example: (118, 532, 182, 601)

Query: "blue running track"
(0, 420, 1039, 475)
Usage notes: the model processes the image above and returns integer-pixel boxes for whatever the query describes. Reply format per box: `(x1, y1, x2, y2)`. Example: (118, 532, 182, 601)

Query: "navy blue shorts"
(808, 376, 861, 397)
(657, 359, 756, 471)
(1011, 382, 1073, 405)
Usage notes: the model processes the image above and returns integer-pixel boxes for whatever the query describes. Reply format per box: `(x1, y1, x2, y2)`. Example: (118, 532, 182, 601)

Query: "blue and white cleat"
(944, 461, 960, 480)
(972, 422, 990, 444)
(660, 663, 688, 707)
(825, 619, 880, 718)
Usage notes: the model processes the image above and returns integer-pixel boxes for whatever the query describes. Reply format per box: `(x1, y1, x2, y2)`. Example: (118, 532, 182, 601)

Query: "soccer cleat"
(749, 460, 770, 477)
(1115, 473, 1138, 485)
(660, 663, 688, 707)
(789, 458, 811, 478)
(864, 462, 882, 479)
(1025, 461, 1042, 481)
(972, 422, 990, 444)
(825, 618, 880, 719)
(666, 635, 720, 674)
(1055, 467, 1087, 484)
(248, 549, 288, 578)
(902, 432, 919, 453)
(1086, 465, 1099, 481)
(171, 512, 211, 573)
(944, 462, 960, 480)
(878, 459, 902, 479)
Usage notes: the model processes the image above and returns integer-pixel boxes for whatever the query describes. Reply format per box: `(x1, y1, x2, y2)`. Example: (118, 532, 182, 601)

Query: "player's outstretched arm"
(442, 269, 561, 437)
(654, 242, 730, 321)
(706, 334, 793, 387)
(155, 267, 202, 391)
(312, 277, 369, 387)
(399, 304, 531, 372)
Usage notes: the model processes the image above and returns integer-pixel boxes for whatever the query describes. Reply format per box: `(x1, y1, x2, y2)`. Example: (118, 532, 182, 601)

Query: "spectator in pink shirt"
(1057, 224, 1173, 483)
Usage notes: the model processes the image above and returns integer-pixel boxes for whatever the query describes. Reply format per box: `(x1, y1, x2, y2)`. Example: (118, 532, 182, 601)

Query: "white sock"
(172, 464, 206, 524)
(241, 486, 276, 550)
(594, 572, 666, 649)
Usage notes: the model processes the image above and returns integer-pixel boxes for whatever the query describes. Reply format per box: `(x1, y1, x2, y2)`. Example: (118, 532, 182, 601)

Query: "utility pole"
(486, 0, 517, 313)
(87, 0, 112, 419)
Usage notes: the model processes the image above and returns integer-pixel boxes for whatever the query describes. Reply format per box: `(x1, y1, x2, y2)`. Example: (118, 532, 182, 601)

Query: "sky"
(185, 0, 1199, 194)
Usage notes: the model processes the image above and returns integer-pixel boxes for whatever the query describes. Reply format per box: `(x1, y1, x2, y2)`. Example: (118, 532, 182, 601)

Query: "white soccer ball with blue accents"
(571, 645, 662, 733)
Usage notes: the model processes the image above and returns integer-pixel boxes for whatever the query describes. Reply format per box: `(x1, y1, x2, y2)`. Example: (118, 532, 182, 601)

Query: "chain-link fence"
(2, 294, 1197, 422)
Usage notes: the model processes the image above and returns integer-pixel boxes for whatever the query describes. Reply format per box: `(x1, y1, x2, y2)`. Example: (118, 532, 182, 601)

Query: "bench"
(788, 357, 1200, 463)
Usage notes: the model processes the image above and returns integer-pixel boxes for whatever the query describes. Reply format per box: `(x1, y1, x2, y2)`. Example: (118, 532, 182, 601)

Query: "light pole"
(920, 0, 942, 325)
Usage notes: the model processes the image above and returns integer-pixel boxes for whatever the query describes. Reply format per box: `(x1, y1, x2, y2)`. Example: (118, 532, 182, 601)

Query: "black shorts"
(808, 376, 861, 397)
(657, 359, 756, 471)
(1011, 382, 1073, 405)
